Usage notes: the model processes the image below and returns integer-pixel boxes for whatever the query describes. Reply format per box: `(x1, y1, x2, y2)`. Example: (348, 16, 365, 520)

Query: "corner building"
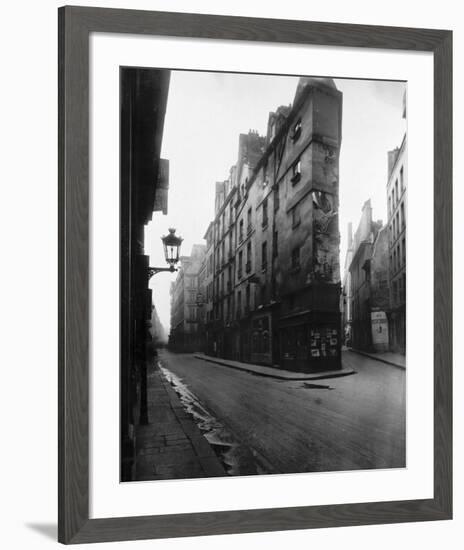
(203, 77, 343, 373)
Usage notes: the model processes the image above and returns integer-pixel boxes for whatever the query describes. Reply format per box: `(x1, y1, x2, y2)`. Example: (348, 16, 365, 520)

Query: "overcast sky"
(145, 70, 406, 332)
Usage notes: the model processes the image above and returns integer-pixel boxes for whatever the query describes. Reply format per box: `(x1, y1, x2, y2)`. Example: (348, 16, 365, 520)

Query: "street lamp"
(148, 228, 183, 278)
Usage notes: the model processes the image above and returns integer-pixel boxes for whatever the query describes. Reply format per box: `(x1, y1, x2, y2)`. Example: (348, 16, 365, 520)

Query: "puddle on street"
(159, 365, 268, 476)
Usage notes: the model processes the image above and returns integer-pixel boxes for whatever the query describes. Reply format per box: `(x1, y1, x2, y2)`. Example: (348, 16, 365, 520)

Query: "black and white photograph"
(120, 67, 407, 483)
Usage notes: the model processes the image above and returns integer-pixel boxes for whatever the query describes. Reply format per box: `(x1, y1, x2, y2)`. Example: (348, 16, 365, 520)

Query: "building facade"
(387, 134, 407, 354)
(202, 77, 343, 373)
(349, 200, 390, 352)
(341, 222, 354, 346)
(120, 67, 170, 481)
(169, 244, 206, 352)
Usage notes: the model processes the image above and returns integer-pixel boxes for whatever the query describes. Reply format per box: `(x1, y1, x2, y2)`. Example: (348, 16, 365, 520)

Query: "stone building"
(202, 77, 343, 372)
(120, 67, 170, 481)
(341, 222, 354, 346)
(349, 200, 390, 352)
(387, 132, 407, 354)
(169, 244, 206, 352)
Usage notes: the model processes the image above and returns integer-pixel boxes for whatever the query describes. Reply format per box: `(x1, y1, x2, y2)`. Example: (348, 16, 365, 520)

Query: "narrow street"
(157, 349, 405, 475)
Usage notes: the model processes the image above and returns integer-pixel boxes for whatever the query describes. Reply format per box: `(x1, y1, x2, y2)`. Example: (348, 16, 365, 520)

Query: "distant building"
(202, 77, 343, 372)
(341, 222, 354, 345)
(169, 244, 206, 352)
(349, 200, 390, 352)
(386, 131, 407, 354)
(149, 305, 167, 346)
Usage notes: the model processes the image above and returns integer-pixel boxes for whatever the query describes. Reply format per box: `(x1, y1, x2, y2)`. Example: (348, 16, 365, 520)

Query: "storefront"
(250, 312, 272, 365)
(279, 311, 342, 372)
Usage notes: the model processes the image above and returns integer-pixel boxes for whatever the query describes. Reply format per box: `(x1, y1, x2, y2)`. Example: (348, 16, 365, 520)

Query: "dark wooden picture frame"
(58, 5, 452, 544)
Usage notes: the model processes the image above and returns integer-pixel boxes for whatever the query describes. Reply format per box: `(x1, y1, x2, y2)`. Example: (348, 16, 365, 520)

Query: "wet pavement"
(133, 364, 226, 481)
(157, 349, 406, 475)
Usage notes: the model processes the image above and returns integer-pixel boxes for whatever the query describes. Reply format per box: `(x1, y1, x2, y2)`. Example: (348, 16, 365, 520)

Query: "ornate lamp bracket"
(148, 266, 177, 279)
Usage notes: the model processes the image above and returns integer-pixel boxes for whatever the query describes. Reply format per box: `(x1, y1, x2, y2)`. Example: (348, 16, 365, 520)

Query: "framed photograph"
(58, 5, 452, 544)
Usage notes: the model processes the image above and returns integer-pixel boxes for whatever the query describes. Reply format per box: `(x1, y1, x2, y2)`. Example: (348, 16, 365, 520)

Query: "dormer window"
(292, 119, 302, 142)
(291, 160, 302, 185)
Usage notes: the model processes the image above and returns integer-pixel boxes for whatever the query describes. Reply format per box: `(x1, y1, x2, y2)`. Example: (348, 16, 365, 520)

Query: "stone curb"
(193, 354, 355, 381)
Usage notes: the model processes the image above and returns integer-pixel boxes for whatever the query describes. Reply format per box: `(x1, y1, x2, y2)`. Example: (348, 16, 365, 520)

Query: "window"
(239, 219, 244, 242)
(262, 198, 268, 227)
(274, 184, 280, 211)
(246, 285, 250, 312)
(402, 237, 406, 265)
(237, 290, 242, 318)
(395, 179, 399, 204)
(221, 241, 225, 264)
(262, 241, 267, 271)
(246, 242, 252, 273)
(292, 118, 302, 142)
(396, 212, 400, 238)
(400, 166, 404, 191)
(238, 250, 243, 279)
(188, 306, 196, 322)
(365, 264, 371, 283)
(292, 204, 301, 228)
(263, 162, 269, 188)
(260, 284, 266, 305)
(291, 159, 302, 184)
(247, 207, 252, 232)
(291, 247, 300, 269)
(228, 231, 233, 258)
(273, 231, 278, 258)
(400, 202, 405, 230)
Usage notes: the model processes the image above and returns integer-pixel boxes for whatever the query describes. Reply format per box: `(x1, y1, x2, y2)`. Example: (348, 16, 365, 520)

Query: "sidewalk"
(348, 348, 406, 369)
(193, 353, 355, 380)
(134, 362, 226, 481)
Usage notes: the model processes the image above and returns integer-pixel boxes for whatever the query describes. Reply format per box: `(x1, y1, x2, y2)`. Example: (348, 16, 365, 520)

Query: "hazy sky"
(145, 70, 406, 332)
